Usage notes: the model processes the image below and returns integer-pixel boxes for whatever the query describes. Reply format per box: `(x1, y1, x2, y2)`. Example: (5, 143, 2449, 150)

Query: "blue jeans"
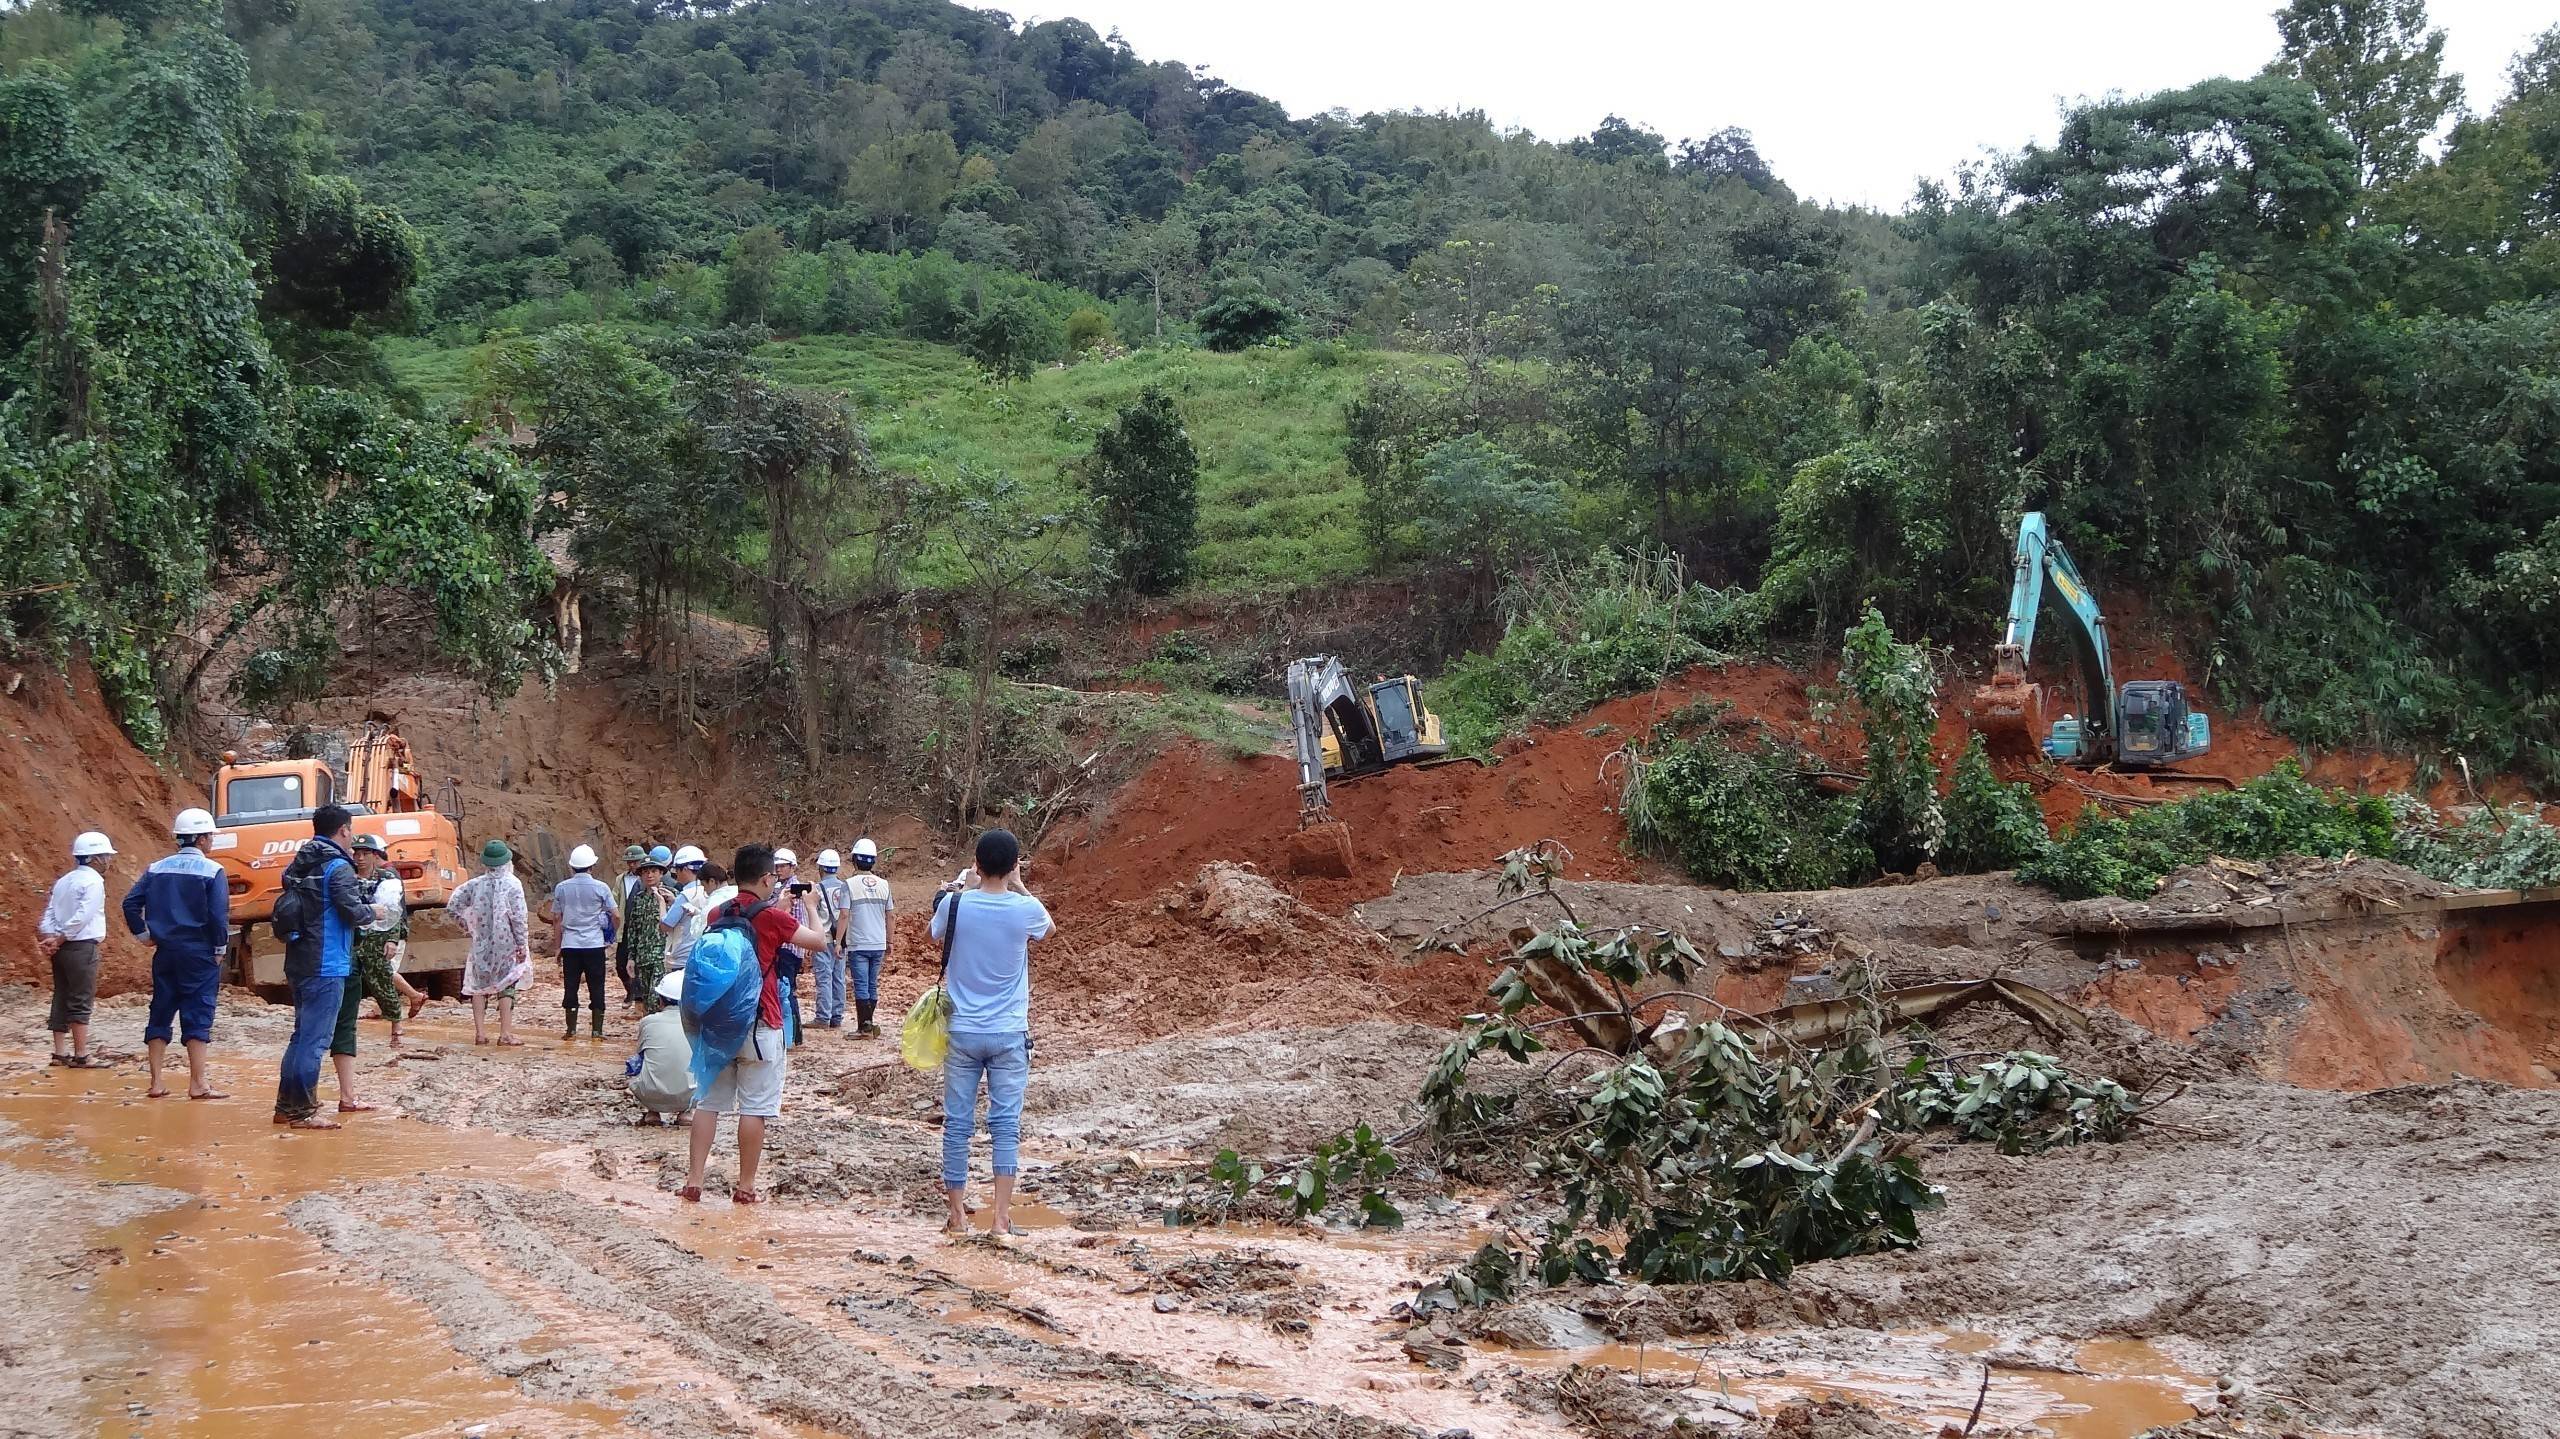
(941, 1030, 1029, 1187)
(848, 950, 884, 1004)
(812, 946, 845, 1026)
(273, 972, 341, 1119)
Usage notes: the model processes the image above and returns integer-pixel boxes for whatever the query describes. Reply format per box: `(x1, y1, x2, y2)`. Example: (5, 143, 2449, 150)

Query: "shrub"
(2019, 760, 2398, 899)
(1064, 306, 1116, 352)
(1432, 548, 1756, 752)
(1839, 606, 1943, 873)
(1630, 733, 1872, 891)
(1940, 735, 2049, 873)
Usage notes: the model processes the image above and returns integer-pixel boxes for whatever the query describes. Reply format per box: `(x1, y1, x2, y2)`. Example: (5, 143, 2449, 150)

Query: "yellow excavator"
(1285, 655, 1449, 875)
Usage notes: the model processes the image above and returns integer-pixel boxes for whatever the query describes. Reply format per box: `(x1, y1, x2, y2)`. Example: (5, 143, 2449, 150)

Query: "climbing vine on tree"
(0, 0, 550, 743)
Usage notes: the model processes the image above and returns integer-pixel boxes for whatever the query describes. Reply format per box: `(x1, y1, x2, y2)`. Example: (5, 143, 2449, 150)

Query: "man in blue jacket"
(272, 804, 378, 1129)
(124, 807, 232, 1101)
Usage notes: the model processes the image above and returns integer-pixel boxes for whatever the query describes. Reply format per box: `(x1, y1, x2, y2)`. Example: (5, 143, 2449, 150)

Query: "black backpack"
(272, 847, 342, 966)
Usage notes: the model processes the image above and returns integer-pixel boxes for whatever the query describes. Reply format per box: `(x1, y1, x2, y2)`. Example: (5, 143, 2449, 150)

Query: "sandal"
(64, 1054, 101, 1069)
(731, 1188, 763, 1205)
(678, 1185, 702, 1203)
(495, 1037, 525, 1047)
(336, 1102, 379, 1113)
(288, 1116, 343, 1131)
(145, 1087, 171, 1099)
(188, 1089, 228, 1100)
(48, 1054, 68, 1067)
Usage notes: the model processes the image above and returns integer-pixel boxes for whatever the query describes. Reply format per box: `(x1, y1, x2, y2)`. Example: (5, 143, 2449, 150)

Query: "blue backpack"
(684, 897, 769, 1097)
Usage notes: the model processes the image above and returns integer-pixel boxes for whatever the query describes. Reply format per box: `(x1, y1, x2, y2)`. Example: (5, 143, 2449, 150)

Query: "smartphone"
(788, 880, 813, 894)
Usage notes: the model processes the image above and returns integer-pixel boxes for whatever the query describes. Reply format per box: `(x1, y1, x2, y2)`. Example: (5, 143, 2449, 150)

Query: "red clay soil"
(0, 663, 197, 996)
(1040, 655, 2490, 919)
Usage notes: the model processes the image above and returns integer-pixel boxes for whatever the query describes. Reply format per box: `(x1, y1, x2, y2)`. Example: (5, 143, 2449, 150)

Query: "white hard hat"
(817, 848, 842, 869)
(173, 808, 217, 837)
(673, 845, 706, 867)
(568, 843, 598, 870)
(72, 831, 116, 857)
(773, 847, 798, 867)
(852, 837, 878, 860)
(654, 969, 685, 1002)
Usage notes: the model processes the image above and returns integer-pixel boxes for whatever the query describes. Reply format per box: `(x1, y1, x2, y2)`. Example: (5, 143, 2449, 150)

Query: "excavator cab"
(2115, 680, 2210, 766)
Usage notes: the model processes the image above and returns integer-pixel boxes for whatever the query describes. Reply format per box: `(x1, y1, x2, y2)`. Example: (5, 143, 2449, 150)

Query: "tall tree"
(843, 129, 959, 252)
(935, 464, 1088, 824)
(2276, 0, 2464, 189)
(1557, 194, 1757, 540)
(1083, 388, 1199, 596)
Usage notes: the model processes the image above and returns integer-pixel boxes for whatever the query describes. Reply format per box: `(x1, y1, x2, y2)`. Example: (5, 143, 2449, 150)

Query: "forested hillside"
(4, 0, 2559, 786)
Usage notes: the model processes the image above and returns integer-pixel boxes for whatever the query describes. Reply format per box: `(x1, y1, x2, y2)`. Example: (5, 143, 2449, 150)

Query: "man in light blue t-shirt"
(928, 828, 1053, 1236)
(545, 845, 620, 1039)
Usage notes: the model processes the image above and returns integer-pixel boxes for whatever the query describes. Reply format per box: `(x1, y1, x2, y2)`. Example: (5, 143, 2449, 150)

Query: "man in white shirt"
(39, 831, 116, 1068)
(841, 837, 894, 1038)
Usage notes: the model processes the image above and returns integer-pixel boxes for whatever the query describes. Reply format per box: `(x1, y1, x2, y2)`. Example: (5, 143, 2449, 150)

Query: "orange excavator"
(205, 719, 471, 999)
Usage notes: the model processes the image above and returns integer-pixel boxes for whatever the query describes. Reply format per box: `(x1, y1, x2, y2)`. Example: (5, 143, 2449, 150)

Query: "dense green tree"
(845, 129, 960, 252)
(963, 293, 1061, 380)
(721, 225, 785, 325)
(2276, 0, 2463, 189)
(1557, 192, 1758, 539)
(0, 0, 549, 742)
(1083, 387, 1199, 595)
(1193, 277, 1297, 350)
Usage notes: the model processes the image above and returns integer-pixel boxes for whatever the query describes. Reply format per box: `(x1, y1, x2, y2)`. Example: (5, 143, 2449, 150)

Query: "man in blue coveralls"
(122, 806, 232, 1101)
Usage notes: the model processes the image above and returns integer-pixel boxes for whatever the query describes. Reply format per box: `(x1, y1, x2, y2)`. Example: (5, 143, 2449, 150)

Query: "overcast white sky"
(975, 1, 2554, 209)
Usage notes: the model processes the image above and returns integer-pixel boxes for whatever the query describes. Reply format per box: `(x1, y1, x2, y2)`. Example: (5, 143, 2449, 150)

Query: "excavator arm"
(1287, 657, 1377, 822)
(1976, 511, 2118, 761)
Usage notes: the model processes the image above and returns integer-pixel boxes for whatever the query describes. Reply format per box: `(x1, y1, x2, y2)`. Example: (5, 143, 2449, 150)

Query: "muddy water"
(0, 1058, 616, 1438)
(1504, 1328, 2205, 1437)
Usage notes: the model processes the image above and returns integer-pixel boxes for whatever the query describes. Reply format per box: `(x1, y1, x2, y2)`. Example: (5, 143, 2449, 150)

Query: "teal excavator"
(1970, 512, 2211, 769)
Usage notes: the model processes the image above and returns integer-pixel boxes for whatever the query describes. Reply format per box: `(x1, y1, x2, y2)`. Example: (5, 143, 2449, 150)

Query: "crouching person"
(630, 971, 691, 1126)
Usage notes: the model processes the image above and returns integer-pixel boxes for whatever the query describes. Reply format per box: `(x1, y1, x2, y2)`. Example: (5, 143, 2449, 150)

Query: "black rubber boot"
(855, 998, 877, 1036)
(562, 1014, 577, 1039)
(591, 1010, 606, 1039)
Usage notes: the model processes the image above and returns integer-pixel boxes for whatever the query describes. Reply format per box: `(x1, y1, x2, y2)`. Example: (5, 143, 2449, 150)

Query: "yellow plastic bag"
(900, 984, 951, 1070)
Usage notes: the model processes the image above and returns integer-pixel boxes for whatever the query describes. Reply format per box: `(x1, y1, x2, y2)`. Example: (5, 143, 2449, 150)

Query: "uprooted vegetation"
(1205, 844, 2163, 1303)
(1430, 548, 1760, 754)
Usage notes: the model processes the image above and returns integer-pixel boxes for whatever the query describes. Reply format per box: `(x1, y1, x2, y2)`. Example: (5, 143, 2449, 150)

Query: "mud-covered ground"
(5, 864, 2559, 1439)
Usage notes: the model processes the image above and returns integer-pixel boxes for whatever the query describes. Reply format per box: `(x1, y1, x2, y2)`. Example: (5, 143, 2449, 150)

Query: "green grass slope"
(388, 333, 1443, 595)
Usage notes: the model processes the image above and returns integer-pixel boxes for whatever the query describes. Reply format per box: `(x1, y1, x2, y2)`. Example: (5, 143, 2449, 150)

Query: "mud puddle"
(1500, 1328, 2207, 1436)
(0, 1055, 618, 1438)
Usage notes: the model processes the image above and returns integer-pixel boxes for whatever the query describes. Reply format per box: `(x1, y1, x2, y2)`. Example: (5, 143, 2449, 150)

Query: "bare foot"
(473, 1035, 491, 1045)
(188, 1089, 228, 1100)
(288, 1116, 343, 1130)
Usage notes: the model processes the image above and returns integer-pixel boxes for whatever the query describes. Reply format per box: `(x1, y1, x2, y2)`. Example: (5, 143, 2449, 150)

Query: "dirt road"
(6, 939, 2558, 1439)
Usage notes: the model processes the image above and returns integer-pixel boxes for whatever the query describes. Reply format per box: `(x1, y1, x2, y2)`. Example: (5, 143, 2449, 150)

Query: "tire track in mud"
(294, 1178, 1433, 1439)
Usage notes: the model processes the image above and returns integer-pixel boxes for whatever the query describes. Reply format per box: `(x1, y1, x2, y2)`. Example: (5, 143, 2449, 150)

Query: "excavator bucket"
(1287, 820, 1355, 878)
(1968, 644, 2046, 759)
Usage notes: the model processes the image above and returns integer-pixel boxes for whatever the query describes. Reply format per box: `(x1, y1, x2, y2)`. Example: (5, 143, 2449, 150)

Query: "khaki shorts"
(698, 1025, 788, 1118)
